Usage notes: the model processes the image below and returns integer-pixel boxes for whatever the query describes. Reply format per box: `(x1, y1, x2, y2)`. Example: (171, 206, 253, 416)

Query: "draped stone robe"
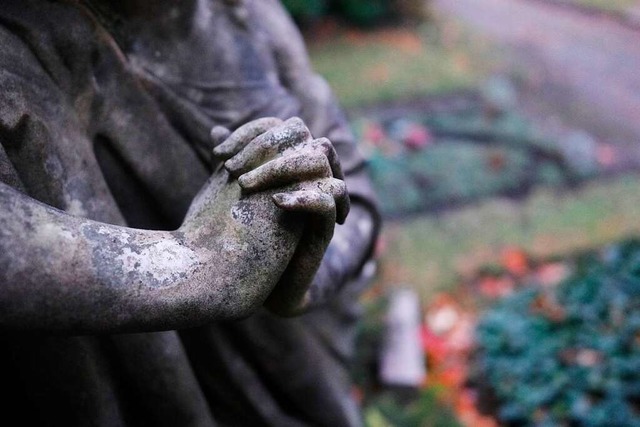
(0, 1, 379, 425)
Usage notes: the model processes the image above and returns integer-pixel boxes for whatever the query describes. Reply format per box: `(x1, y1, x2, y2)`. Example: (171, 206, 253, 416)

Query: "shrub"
(472, 240, 640, 426)
(281, 0, 429, 27)
(357, 96, 574, 218)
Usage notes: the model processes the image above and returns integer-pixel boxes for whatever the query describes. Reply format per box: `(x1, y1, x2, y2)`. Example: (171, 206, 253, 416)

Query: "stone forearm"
(0, 182, 299, 332)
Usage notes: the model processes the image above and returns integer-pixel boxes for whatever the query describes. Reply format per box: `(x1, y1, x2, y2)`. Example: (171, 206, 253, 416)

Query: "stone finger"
(210, 126, 231, 146)
(287, 137, 344, 180)
(213, 117, 283, 159)
(238, 151, 332, 193)
(224, 117, 311, 176)
(272, 190, 336, 221)
(317, 177, 350, 225)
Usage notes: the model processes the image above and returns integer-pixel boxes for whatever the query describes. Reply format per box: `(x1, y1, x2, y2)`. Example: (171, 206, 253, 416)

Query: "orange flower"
(478, 275, 515, 299)
(501, 247, 529, 276)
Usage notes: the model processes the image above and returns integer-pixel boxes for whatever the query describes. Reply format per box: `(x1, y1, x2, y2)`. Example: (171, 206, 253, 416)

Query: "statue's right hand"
(212, 117, 348, 224)
(210, 117, 350, 315)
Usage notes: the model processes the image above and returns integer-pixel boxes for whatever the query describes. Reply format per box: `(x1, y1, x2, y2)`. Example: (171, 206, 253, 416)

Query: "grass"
(377, 174, 640, 301)
(308, 23, 500, 108)
(363, 390, 461, 427)
(572, 0, 637, 13)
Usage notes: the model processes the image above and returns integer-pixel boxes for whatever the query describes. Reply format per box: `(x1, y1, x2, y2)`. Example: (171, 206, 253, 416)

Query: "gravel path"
(434, 0, 640, 151)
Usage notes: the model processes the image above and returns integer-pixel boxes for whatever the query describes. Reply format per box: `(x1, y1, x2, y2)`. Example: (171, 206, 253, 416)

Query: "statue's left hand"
(211, 117, 350, 315)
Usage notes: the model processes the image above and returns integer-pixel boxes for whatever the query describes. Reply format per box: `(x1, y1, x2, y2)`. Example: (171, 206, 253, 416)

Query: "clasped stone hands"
(211, 117, 350, 315)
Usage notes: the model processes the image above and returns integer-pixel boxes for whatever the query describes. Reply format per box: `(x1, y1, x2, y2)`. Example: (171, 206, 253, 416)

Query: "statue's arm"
(0, 28, 292, 332)
(0, 173, 299, 333)
(0, 115, 349, 332)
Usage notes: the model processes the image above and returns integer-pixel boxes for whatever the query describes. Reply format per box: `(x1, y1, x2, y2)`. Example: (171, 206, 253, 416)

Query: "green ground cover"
(363, 390, 461, 427)
(379, 174, 640, 300)
(473, 239, 640, 425)
(356, 93, 593, 218)
(573, 0, 636, 13)
(308, 24, 498, 107)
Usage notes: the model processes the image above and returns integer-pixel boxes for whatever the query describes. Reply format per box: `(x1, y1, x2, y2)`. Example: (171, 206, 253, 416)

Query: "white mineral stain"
(222, 240, 248, 253)
(115, 240, 197, 284)
(66, 199, 87, 217)
(34, 222, 74, 245)
(96, 225, 129, 244)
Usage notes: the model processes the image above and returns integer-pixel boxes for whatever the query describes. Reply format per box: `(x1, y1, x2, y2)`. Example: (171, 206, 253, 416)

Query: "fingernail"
(214, 143, 234, 157)
(224, 158, 239, 175)
(272, 193, 290, 206)
(210, 126, 230, 145)
(238, 172, 254, 189)
(284, 116, 303, 126)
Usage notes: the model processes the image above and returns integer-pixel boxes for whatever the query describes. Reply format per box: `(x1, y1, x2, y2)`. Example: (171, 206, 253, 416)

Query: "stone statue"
(0, 0, 379, 425)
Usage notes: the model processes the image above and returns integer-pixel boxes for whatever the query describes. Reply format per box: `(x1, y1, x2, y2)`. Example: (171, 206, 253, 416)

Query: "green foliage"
(336, 0, 389, 27)
(280, 0, 327, 20)
(364, 390, 461, 427)
(361, 103, 578, 218)
(473, 240, 640, 426)
(282, 0, 427, 27)
(369, 140, 537, 216)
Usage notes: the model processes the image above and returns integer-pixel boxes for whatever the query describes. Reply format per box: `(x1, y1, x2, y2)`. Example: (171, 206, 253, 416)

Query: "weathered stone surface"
(0, 0, 379, 425)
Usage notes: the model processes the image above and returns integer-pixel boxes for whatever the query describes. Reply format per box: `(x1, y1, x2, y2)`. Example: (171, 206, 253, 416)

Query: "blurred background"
(282, 0, 640, 425)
